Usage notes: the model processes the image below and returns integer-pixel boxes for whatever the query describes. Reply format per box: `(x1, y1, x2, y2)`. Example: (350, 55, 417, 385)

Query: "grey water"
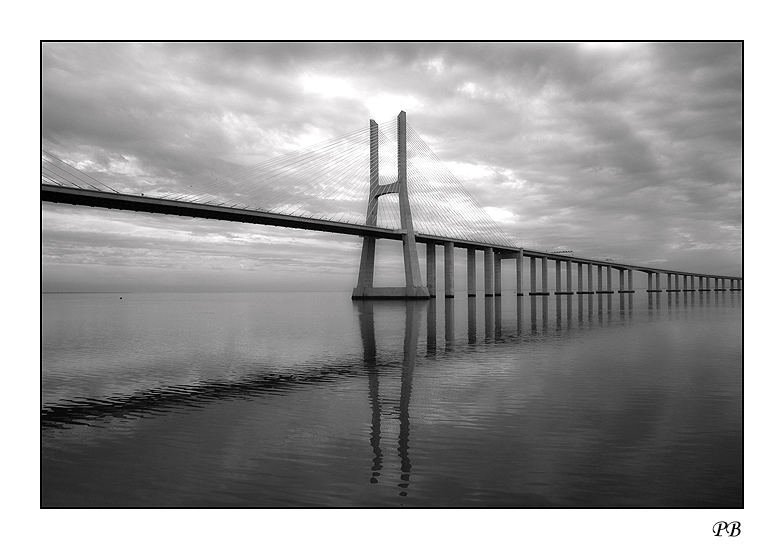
(41, 290, 742, 507)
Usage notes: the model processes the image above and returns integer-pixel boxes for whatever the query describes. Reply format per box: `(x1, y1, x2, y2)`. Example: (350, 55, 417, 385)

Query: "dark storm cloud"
(42, 42, 742, 290)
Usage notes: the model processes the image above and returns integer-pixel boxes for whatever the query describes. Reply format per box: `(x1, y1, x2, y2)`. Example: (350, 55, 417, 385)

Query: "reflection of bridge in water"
(42, 291, 740, 497)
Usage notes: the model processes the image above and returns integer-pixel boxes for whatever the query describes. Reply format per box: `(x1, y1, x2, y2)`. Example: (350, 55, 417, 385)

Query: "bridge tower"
(352, 111, 430, 299)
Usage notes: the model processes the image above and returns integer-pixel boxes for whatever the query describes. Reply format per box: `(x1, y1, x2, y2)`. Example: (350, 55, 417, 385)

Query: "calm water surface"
(42, 291, 742, 507)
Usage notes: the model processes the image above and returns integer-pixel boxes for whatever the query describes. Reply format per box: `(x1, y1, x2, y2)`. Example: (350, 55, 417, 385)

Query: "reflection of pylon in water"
(358, 300, 422, 497)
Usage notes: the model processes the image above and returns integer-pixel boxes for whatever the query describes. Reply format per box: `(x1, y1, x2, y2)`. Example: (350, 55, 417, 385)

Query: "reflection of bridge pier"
(517, 295, 523, 334)
(445, 298, 454, 348)
(484, 297, 494, 341)
(494, 296, 503, 340)
(467, 297, 477, 344)
(356, 300, 423, 496)
(426, 299, 436, 355)
(529, 296, 537, 331)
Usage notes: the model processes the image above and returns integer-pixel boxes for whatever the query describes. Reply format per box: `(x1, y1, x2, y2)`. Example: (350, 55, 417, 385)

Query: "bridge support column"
(484, 248, 494, 297)
(352, 112, 429, 299)
(675, 274, 680, 292)
(529, 257, 537, 294)
(617, 268, 633, 293)
(587, 264, 594, 293)
(516, 251, 524, 295)
(494, 251, 502, 296)
(627, 270, 634, 292)
(444, 242, 454, 298)
(566, 260, 573, 294)
(656, 272, 661, 291)
(467, 249, 476, 297)
(541, 257, 549, 294)
(555, 260, 562, 293)
(426, 242, 436, 297)
(577, 263, 584, 292)
(608, 266, 613, 293)
(647, 272, 653, 292)
(597, 264, 603, 293)
(667, 273, 673, 292)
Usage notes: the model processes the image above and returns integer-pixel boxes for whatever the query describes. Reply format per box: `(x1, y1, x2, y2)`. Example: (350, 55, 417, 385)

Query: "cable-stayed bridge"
(41, 111, 742, 297)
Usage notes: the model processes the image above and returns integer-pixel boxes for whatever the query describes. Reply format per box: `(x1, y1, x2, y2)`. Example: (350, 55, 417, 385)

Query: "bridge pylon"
(352, 111, 430, 300)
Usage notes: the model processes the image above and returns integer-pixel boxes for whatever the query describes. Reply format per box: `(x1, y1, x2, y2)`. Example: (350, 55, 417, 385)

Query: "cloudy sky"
(41, 42, 742, 292)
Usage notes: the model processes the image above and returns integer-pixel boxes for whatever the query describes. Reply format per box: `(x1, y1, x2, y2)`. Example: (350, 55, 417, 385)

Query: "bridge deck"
(41, 184, 741, 280)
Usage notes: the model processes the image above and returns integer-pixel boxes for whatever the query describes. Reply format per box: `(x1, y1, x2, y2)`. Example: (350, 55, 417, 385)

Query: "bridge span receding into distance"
(41, 111, 742, 298)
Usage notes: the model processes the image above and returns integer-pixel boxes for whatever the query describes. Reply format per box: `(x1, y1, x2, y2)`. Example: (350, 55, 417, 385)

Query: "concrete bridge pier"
(484, 248, 494, 297)
(619, 269, 634, 293)
(587, 264, 594, 294)
(444, 242, 455, 298)
(666, 273, 675, 292)
(714, 276, 723, 291)
(554, 259, 574, 295)
(467, 248, 476, 297)
(597, 265, 613, 294)
(618, 268, 625, 292)
(516, 252, 524, 296)
(529, 256, 550, 295)
(675, 274, 680, 292)
(597, 265, 603, 293)
(426, 242, 436, 297)
(529, 256, 537, 295)
(494, 251, 502, 296)
(647, 272, 662, 292)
